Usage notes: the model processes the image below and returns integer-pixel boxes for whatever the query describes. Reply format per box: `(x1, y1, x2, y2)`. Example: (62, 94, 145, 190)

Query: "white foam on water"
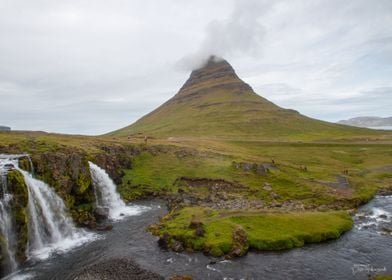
(355, 197, 392, 231)
(27, 231, 98, 261)
(88, 161, 150, 221)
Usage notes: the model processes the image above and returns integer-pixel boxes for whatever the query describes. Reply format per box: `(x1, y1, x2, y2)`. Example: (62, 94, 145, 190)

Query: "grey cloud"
(0, 0, 391, 134)
(177, 0, 269, 70)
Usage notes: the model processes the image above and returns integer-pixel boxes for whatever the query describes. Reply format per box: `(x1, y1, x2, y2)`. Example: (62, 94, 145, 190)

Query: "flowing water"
(2, 156, 391, 279)
(88, 162, 147, 220)
(0, 155, 96, 278)
(0, 158, 18, 274)
(8, 195, 392, 280)
(19, 169, 95, 261)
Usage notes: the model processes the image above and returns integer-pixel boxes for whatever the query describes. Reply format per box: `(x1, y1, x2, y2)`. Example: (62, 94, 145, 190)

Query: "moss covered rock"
(7, 170, 29, 263)
(18, 157, 33, 173)
(31, 151, 96, 225)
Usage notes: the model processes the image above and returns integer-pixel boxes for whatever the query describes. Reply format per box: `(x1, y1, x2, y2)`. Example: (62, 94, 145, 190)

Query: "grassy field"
(120, 138, 392, 206)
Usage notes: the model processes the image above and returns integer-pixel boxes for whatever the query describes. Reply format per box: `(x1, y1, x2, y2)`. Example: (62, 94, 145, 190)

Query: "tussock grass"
(153, 207, 353, 256)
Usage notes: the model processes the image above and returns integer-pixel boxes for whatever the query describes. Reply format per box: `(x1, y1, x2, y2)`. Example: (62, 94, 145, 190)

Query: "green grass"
(119, 140, 392, 208)
(374, 276, 392, 280)
(151, 207, 353, 256)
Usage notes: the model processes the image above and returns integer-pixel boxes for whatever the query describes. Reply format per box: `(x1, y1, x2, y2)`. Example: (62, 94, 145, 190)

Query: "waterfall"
(19, 169, 94, 260)
(0, 158, 18, 274)
(88, 162, 145, 220)
(0, 155, 96, 276)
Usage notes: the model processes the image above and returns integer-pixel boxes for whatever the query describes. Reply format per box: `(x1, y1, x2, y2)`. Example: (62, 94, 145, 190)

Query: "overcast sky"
(1, 0, 391, 135)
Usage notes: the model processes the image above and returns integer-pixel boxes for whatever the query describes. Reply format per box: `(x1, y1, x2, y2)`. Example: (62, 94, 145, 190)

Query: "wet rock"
(379, 214, 388, 219)
(172, 240, 184, 252)
(158, 233, 170, 249)
(381, 226, 392, 233)
(74, 258, 164, 280)
(95, 223, 113, 231)
(93, 207, 109, 222)
(377, 188, 392, 196)
(4, 163, 14, 170)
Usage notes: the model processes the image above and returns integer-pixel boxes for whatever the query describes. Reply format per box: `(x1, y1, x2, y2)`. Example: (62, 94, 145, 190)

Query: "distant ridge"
(0, 126, 11, 131)
(110, 56, 380, 140)
(338, 116, 392, 128)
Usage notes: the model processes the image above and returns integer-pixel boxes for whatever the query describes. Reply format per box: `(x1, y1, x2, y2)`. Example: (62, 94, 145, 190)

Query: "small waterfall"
(89, 162, 145, 220)
(0, 158, 18, 274)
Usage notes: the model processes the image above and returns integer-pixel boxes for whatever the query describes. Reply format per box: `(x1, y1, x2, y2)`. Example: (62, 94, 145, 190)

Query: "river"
(7, 196, 392, 280)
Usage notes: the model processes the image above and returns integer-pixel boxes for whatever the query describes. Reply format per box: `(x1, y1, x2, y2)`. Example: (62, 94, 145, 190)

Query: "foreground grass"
(120, 140, 392, 208)
(150, 207, 353, 257)
(374, 276, 392, 280)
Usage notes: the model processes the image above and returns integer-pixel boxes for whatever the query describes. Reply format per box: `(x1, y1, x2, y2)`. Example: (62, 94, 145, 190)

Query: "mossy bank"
(150, 207, 353, 257)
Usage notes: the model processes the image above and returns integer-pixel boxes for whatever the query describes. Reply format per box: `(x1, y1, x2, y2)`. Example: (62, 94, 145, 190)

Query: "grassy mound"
(150, 207, 353, 257)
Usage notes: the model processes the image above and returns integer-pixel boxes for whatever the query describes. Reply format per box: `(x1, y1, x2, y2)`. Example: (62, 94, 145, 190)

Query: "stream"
(6, 195, 392, 280)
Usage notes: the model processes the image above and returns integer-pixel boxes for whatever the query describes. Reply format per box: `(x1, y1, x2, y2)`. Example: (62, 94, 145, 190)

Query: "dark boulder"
(93, 207, 109, 223)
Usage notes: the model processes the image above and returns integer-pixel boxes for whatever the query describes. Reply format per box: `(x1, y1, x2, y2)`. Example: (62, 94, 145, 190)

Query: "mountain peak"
(176, 56, 249, 99)
(196, 55, 234, 71)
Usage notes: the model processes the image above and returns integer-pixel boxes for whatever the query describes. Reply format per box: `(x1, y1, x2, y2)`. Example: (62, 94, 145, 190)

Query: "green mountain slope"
(110, 56, 382, 140)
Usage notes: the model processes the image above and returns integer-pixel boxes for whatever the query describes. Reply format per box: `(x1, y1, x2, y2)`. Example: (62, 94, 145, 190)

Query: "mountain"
(338, 116, 392, 128)
(110, 56, 376, 140)
(0, 126, 10, 131)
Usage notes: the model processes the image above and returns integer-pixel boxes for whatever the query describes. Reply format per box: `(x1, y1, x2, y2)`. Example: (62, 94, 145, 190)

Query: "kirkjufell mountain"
(111, 56, 373, 139)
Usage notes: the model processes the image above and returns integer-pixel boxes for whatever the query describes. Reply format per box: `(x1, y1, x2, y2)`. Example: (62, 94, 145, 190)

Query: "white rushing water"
(0, 154, 97, 277)
(0, 158, 18, 273)
(88, 162, 147, 220)
(354, 195, 392, 233)
(19, 169, 96, 260)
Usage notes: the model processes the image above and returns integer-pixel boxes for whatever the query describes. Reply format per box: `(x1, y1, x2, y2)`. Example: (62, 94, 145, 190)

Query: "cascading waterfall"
(88, 162, 146, 220)
(0, 157, 18, 274)
(0, 154, 95, 276)
(20, 168, 94, 260)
